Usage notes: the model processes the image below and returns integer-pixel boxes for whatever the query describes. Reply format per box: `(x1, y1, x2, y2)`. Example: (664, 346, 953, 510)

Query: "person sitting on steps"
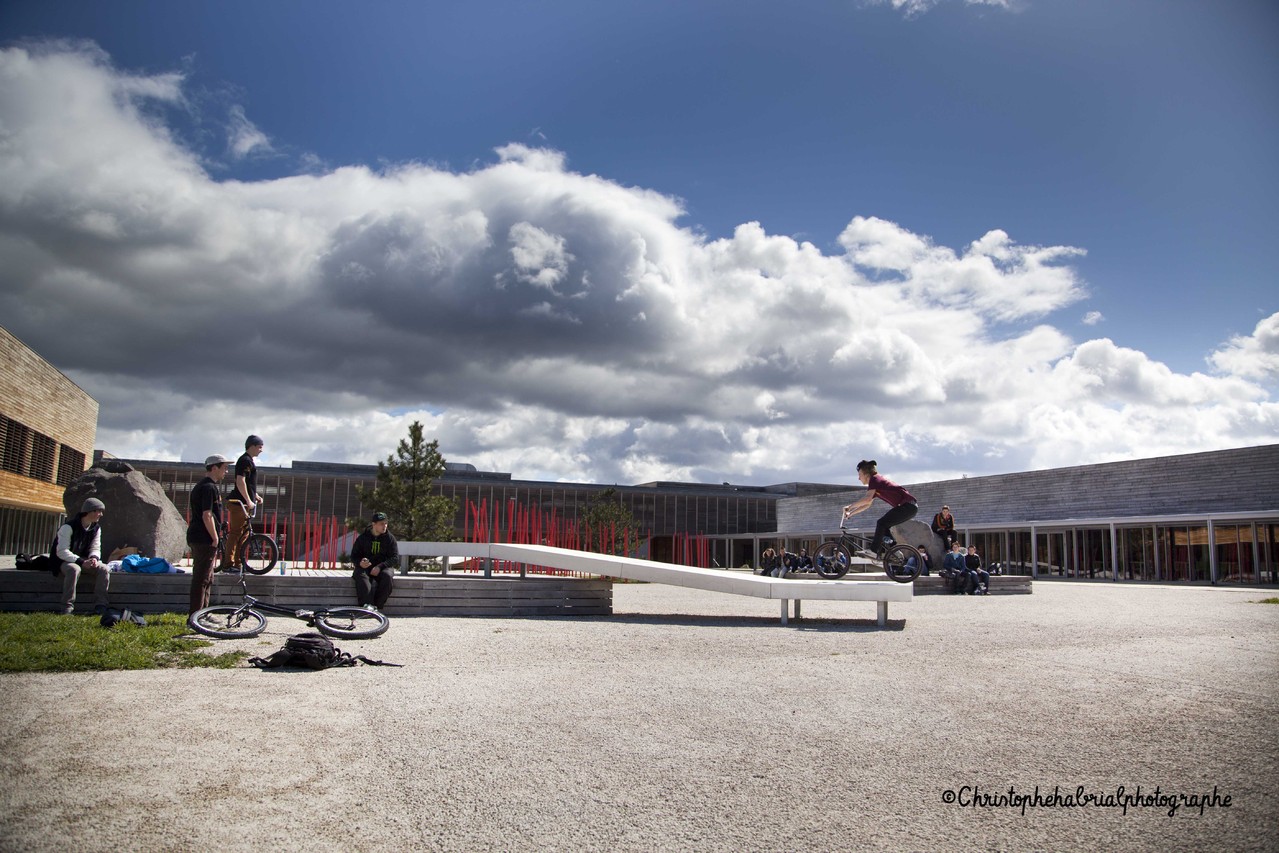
(942, 541, 973, 595)
(351, 511, 398, 612)
(965, 544, 991, 595)
(52, 498, 110, 614)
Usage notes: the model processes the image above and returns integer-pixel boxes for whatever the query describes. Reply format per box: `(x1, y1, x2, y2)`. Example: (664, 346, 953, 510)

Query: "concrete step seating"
(0, 568, 612, 618)
(797, 571, 1031, 595)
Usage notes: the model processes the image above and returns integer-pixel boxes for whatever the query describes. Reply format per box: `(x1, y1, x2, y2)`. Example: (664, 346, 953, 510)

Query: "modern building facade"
(0, 326, 97, 554)
(775, 444, 1279, 586)
(109, 456, 831, 567)
(106, 444, 1279, 586)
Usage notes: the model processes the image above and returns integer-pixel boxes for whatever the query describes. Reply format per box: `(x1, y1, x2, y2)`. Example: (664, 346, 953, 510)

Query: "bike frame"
(813, 520, 922, 583)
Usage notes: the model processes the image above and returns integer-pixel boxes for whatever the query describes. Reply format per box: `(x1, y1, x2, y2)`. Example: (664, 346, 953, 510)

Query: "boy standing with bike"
(222, 434, 265, 573)
(188, 454, 229, 615)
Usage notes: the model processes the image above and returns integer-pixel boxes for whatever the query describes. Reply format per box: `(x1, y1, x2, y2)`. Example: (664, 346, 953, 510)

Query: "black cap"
(246, 435, 264, 449)
(371, 512, 388, 522)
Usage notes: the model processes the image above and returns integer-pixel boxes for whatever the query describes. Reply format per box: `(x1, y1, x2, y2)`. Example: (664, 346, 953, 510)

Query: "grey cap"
(204, 454, 230, 467)
(81, 497, 105, 513)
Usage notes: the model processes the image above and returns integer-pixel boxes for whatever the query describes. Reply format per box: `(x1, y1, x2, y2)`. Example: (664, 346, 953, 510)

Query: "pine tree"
(581, 487, 643, 556)
(349, 421, 458, 542)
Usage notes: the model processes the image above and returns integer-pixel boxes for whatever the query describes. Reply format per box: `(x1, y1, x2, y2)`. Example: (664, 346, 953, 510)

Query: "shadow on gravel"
(602, 613, 905, 632)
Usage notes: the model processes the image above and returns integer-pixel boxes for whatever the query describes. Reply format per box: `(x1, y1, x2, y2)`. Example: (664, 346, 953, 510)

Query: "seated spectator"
(796, 548, 813, 570)
(941, 542, 974, 595)
(916, 546, 934, 576)
(53, 498, 110, 614)
(758, 547, 778, 576)
(351, 511, 398, 612)
(965, 544, 991, 595)
(932, 505, 958, 552)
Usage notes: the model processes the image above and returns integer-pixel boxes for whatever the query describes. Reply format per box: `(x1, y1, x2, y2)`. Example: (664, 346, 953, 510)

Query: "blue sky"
(1, 0, 1275, 485)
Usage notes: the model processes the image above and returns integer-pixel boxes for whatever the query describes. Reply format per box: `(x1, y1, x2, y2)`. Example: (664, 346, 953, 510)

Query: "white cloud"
(1209, 312, 1279, 383)
(1082, 310, 1104, 326)
(1, 41, 1273, 486)
(226, 104, 272, 159)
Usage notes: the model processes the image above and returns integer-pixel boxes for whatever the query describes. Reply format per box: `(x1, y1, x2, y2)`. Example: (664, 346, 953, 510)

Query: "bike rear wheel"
(812, 542, 852, 579)
(189, 605, 268, 638)
(241, 533, 279, 575)
(315, 607, 389, 639)
(883, 544, 921, 583)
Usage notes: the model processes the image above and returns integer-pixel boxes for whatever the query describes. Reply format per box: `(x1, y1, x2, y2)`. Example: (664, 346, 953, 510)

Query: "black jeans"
(874, 503, 918, 554)
(354, 567, 394, 608)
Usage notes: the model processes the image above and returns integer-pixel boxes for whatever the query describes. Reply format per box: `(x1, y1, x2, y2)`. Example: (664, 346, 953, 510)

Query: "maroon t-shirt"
(867, 473, 916, 508)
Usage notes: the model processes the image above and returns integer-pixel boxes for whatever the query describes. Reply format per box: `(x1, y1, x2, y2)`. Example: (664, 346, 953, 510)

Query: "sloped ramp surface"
(401, 541, 911, 626)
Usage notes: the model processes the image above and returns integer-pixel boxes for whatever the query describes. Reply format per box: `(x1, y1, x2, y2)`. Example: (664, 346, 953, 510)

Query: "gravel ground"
(1, 581, 1276, 852)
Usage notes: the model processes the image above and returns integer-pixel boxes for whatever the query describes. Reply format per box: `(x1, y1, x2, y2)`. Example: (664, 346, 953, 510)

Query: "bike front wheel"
(189, 605, 268, 638)
(883, 545, 921, 583)
(812, 542, 852, 579)
(242, 533, 279, 575)
(315, 607, 389, 639)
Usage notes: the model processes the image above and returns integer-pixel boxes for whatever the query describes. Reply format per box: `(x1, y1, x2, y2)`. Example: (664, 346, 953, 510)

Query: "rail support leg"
(877, 600, 887, 628)
(794, 599, 802, 621)
(780, 599, 789, 625)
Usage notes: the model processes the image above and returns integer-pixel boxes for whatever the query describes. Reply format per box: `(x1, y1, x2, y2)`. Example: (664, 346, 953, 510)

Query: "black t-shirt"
(232, 452, 257, 503)
(187, 476, 223, 544)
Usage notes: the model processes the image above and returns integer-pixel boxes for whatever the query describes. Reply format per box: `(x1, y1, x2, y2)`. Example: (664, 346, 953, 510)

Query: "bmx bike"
(217, 512, 279, 575)
(812, 523, 922, 583)
(188, 574, 389, 640)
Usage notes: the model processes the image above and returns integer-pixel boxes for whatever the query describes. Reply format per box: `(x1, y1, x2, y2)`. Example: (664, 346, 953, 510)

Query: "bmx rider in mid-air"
(842, 459, 919, 556)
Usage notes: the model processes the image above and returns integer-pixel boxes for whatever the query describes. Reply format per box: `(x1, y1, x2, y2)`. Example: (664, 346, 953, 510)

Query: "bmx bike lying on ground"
(188, 575, 389, 639)
(812, 524, 922, 583)
(216, 515, 280, 575)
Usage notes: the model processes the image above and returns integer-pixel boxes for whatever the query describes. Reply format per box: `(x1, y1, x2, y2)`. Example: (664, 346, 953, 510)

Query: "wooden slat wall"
(0, 570, 613, 617)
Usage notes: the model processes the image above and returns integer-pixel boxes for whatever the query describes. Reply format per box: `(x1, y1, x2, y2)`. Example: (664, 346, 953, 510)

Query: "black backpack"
(15, 553, 57, 574)
(248, 632, 401, 670)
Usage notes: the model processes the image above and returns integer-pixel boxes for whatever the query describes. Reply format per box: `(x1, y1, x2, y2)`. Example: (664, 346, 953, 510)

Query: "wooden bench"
(0, 568, 612, 618)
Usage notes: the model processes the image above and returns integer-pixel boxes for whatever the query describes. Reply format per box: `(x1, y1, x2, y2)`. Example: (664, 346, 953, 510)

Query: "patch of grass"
(1256, 597, 1279, 605)
(0, 612, 247, 673)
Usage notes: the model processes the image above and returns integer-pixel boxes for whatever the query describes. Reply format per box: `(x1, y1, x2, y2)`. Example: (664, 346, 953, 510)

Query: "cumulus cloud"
(1209, 312, 1279, 383)
(1082, 310, 1103, 326)
(0, 42, 1274, 485)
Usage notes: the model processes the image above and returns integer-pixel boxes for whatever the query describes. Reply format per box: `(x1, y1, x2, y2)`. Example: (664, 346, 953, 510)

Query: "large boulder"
(891, 518, 943, 570)
(63, 460, 187, 563)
